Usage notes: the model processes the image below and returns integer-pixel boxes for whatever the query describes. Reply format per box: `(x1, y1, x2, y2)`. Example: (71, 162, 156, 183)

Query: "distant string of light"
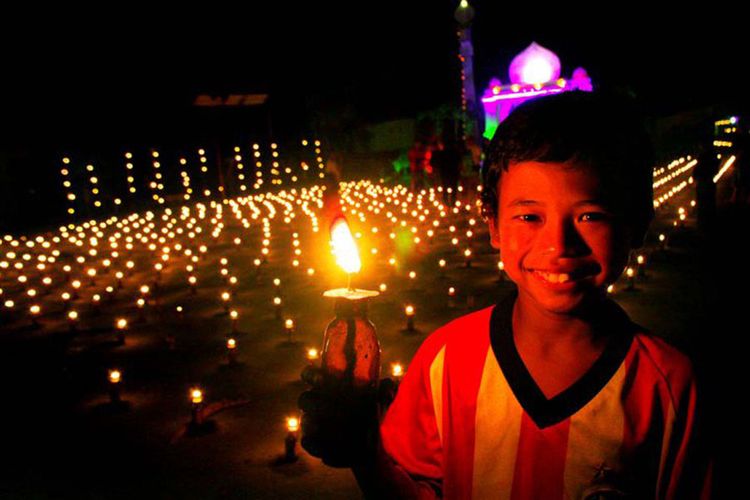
(60, 157, 76, 215)
(179, 157, 193, 202)
(150, 150, 165, 205)
(252, 143, 264, 190)
(233, 146, 247, 193)
(652, 156, 696, 209)
(713, 155, 736, 184)
(197, 148, 211, 198)
(124, 152, 137, 197)
(86, 163, 103, 210)
(270, 143, 283, 186)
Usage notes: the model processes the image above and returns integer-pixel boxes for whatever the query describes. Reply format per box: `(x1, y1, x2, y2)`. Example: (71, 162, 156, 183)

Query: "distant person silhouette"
(407, 141, 428, 192)
(431, 127, 463, 206)
(694, 142, 718, 239)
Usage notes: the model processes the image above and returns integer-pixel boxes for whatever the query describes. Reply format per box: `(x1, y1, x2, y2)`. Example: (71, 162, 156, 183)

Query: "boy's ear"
(487, 216, 500, 250)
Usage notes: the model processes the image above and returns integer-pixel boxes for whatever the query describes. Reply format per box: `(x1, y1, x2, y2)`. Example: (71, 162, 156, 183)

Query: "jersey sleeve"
(380, 339, 445, 498)
(659, 363, 714, 499)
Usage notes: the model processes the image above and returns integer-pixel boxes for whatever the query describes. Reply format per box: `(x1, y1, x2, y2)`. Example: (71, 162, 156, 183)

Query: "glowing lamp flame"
(190, 388, 203, 404)
(286, 417, 300, 432)
(109, 370, 121, 383)
(330, 217, 361, 274)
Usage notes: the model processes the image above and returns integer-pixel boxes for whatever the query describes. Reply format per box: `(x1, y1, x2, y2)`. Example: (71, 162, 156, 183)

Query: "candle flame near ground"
(330, 217, 361, 274)
(191, 388, 203, 404)
(286, 417, 300, 432)
(109, 370, 121, 383)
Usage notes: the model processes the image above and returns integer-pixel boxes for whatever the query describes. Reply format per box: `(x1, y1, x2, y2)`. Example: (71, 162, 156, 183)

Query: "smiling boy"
(486, 159, 634, 401)
(304, 92, 713, 499)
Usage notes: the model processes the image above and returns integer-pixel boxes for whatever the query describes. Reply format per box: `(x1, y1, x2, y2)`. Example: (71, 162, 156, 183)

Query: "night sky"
(2, 2, 745, 151)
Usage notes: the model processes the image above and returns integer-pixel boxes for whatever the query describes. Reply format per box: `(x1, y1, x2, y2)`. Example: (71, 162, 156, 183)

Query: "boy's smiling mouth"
(524, 267, 592, 284)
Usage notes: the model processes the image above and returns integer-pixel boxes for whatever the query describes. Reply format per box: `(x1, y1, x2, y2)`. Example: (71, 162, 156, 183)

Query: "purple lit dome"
(508, 42, 561, 85)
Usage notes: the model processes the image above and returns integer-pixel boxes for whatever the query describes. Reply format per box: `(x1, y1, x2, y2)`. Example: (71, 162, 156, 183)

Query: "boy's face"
(487, 161, 633, 316)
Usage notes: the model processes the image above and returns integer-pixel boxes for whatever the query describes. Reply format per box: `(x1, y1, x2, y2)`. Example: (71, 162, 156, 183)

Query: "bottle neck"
(334, 297, 369, 318)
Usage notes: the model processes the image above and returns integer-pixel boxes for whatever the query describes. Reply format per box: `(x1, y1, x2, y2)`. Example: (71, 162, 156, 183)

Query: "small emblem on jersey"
(582, 462, 628, 499)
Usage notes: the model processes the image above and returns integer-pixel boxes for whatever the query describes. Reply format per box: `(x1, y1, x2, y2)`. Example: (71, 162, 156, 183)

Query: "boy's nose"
(538, 220, 587, 257)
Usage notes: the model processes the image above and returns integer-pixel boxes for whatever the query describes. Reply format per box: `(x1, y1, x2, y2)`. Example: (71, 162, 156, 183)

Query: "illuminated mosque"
(481, 42, 593, 139)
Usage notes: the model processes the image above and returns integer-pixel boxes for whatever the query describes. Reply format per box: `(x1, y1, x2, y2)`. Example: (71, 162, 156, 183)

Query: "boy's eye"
(514, 214, 541, 222)
(580, 212, 609, 222)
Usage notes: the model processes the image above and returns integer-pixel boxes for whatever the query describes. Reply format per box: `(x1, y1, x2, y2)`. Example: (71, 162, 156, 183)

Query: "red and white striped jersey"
(380, 290, 713, 499)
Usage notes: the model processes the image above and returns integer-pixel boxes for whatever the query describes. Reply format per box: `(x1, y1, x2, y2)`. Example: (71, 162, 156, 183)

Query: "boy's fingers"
(297, 381, 383, 467)
(299, 394, 380, 467)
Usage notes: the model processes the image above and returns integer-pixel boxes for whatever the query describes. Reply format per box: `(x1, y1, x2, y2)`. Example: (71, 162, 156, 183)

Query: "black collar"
(489, 288, 635, 429)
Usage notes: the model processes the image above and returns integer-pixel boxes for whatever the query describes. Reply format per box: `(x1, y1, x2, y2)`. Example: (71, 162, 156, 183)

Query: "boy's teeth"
(534, 271, 571, 283)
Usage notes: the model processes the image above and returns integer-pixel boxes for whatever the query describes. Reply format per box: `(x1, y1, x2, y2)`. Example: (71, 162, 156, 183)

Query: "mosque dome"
(508, 42, 561, 85)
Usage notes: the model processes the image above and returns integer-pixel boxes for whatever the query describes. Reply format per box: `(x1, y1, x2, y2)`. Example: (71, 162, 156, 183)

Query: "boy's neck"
(512, 291, 612, 356)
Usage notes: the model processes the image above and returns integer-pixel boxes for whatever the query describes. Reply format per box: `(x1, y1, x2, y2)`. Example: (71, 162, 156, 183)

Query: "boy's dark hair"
(480, 91, 655, 249)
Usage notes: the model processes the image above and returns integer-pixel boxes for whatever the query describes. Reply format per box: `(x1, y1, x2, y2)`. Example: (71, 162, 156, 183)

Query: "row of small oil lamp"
(1, 230, 673, 331)
(4, 179, 472, 287)
(7, 160, 692, 341)
(3, 162, 688, 330)
(1, 186, 480, 328)
(57, 140, 327, 215)
(4, 158, 712, 329)
(14, 152, 700, 268)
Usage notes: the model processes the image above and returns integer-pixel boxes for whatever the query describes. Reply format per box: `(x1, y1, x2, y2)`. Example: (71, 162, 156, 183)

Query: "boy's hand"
(298, 366, 397, 468)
